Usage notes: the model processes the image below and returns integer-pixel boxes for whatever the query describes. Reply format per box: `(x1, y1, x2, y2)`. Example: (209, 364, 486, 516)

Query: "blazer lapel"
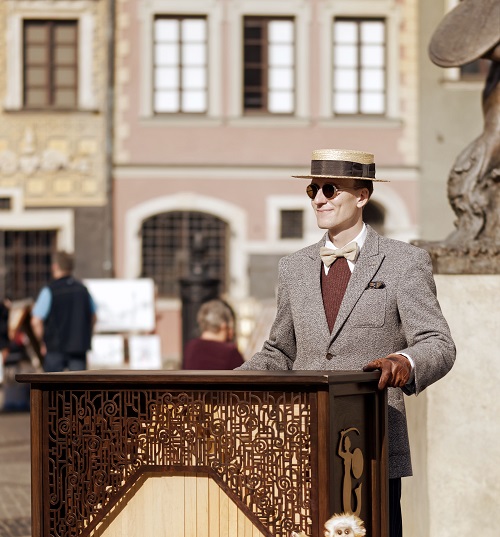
(329, 227, 385, 342)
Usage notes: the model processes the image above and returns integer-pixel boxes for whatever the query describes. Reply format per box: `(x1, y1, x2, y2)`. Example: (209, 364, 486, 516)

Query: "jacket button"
(326, 353, 333, 360)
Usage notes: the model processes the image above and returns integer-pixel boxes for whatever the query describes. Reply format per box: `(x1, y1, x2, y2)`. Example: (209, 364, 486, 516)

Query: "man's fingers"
(364, 354, 411, 389)
(378, 364, 391, 390)
(362, 359, 382, 372)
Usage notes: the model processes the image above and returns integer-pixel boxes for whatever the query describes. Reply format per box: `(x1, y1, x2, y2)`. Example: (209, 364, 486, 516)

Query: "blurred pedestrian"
(0, 298, 11, 363)
(31, 251, 97, 372)
(183, 299, 244, 370)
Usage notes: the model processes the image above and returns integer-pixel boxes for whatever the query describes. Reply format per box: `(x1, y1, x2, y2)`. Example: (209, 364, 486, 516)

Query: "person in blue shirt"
(31, 251, 97, 372)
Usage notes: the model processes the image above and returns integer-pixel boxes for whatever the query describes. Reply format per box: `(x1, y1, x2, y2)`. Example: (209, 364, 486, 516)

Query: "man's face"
(309, 178, 368, 236)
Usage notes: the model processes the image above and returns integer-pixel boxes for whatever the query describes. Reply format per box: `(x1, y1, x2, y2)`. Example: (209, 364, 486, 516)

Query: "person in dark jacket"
(183, 299, 244, 370)
(31, 251, 97, 372)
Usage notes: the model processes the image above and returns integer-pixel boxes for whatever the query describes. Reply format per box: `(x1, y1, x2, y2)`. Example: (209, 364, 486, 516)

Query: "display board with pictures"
(84, 279, 156, 333)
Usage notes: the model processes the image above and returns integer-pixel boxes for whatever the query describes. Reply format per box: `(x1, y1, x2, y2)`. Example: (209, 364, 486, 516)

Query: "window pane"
(182, 90, 206, 112)
(245, 23, 262, 40)
(154, 17, 207, 114)
(269, 44, 293, 67)
(244, 68, 263, 87)
(335, 45, 357, 67)
(268, 91, 293, 113)
(155, 43, 179, 65)
(155, 90, 179, 112)
(182, 67, 206, 89)
(280, 210, 303, 239)
(155, 19, 179, 42)
(268, 20, 293, 43)
(334, 92, 358, 114)
(55, 67, 76, 86)
(25, 89, 47, 107)
(54, 25, 77, 44)
(182, 43, 205, 65)
(360, 92, 384, 114)
(26, 67, 47, 86)
(244, 91, 263, 109)
(155, 67, 179, 89)
(24, 20, 78, 109)
(361, 45, 384, 67)
(332, 18, 386, 116)
(269, 67, 293, 90)
(334, 68, 357, 91)
(245, 44, 262, 64)
(54, 45, 76, 64)
(182, 19, 206, 41)
(361, 21, 384, 44)
(26, 45, 46, 63)
(25, 25, 47, 42)
(244, 17, 295, 114)
(335, 21, 357, 44)
(54, 89, 76, 107)
(141, 212, 227, 298)
(361, 69, 384, 91)
(2, 230, 56, 300)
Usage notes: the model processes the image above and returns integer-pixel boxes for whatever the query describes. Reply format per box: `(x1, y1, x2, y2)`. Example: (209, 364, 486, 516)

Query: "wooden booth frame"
(17, 370, 388, 537)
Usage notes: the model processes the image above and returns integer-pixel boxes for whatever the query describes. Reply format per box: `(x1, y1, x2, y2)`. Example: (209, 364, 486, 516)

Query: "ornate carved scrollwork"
(46, 389, 312, 536)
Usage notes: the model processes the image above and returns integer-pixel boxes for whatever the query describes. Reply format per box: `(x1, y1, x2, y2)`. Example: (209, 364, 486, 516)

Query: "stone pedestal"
(402, 275, 500, 537)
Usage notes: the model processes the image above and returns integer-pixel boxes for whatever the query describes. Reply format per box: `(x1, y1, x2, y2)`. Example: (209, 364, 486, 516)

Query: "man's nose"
(313, 186, 328, 204)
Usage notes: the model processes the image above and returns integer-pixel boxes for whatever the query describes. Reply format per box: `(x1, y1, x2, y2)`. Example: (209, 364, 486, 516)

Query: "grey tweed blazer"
(238, 225, 456, 478)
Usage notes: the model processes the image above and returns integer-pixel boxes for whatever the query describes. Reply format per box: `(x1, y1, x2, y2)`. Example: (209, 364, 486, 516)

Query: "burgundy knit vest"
(321, 257, 351, 332)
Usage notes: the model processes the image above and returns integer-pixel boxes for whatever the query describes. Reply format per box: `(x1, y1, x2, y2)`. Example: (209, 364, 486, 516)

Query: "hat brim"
(429, 0, 500, 67)
(292, 174, 388, 182)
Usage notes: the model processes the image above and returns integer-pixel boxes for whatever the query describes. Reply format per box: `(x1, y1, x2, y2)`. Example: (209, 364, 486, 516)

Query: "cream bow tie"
(320, 242, 360, 266)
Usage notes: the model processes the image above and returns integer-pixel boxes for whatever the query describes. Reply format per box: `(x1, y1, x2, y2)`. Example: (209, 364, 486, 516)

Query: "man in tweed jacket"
(238, 149, 456, 537)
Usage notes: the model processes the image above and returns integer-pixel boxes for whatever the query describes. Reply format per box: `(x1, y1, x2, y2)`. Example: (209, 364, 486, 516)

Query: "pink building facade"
(113, 0, 420, 366)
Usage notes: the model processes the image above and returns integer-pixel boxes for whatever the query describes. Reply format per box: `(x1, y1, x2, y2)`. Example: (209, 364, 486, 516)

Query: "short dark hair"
(354, 179, 374, 198)
(52, 251, 74, 273)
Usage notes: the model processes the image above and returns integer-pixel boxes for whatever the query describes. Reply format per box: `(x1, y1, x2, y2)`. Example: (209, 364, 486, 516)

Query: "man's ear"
(356, 187, 370, 208)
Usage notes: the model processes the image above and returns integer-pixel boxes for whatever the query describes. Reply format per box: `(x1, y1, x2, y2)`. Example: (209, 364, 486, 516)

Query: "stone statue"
(419, 0, 500, 273)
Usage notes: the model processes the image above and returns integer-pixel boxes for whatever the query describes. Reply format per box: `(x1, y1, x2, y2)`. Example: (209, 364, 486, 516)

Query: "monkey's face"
(324, 526, 356, 536)
(324, 513, 366, 537)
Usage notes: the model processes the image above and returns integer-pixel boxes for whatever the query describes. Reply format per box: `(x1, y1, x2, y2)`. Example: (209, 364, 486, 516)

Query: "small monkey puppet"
(324, 512, 366, 537)
(290, 512, 366, 537)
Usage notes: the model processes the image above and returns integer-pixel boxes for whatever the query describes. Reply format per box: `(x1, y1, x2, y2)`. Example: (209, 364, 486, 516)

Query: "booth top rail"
(16, 369, 380, 386)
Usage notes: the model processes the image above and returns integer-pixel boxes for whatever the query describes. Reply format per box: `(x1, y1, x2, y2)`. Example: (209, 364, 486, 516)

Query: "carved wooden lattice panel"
(46, 389, 313, 537)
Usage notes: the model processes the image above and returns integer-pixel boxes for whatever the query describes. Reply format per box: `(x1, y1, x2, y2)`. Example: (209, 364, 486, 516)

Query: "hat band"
(310, 160, 376, 178)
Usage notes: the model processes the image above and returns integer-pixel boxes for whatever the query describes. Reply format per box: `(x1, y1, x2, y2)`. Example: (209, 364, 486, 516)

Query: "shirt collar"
(325, 223, 367, 254)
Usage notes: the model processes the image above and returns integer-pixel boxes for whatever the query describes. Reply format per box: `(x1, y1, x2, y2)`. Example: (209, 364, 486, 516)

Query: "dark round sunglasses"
(306, 183, 339, 200)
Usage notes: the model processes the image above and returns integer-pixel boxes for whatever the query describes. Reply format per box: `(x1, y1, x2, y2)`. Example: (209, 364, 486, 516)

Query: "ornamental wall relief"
(0, 125, 104, 205)
(0, 127, 94, 177)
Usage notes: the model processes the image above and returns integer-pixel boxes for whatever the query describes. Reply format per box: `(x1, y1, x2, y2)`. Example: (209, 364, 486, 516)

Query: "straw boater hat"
(429, 0, 500, 67)
(292, 149, 387, 182)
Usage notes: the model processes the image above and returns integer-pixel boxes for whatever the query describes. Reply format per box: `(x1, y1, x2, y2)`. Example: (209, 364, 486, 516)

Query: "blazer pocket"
(349, 289, 387, 327)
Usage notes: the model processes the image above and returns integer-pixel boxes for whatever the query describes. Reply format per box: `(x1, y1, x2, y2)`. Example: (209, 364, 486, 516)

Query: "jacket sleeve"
(397, 248, 456, 396)
(236, 258, 296, 371)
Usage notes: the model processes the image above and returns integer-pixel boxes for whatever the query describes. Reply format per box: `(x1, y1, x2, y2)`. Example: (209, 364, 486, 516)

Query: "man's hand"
(363, 353, 411, 390)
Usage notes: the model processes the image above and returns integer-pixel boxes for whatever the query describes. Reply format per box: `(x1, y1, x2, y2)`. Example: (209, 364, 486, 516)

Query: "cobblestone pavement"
(0, 389, 31, 537)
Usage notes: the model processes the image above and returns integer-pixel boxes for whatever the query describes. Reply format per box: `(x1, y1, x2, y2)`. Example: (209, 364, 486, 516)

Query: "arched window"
(140, 211, 228, 298)
(364, 200, 386, 235)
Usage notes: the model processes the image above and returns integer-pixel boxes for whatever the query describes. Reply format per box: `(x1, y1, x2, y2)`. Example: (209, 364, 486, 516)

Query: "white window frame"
(4, 1, 97, 111)
(227, 0, 311, 122)
(0, 188, 74, 250)
(137, 0, 223, 119)
(318, 0, 401, 120)
(267, 195, 319, 246)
